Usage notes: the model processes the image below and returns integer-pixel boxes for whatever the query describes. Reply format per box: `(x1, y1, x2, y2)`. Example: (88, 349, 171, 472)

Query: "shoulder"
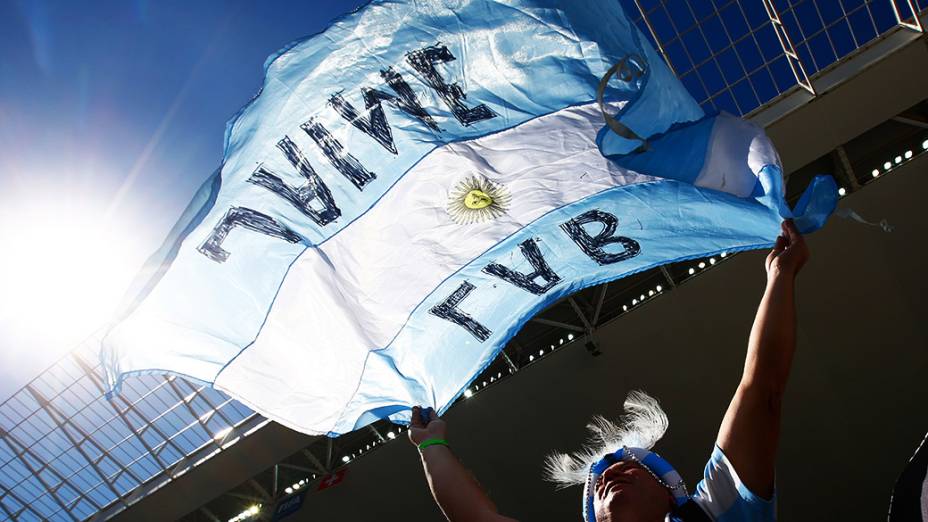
(690, 445, 777, 521)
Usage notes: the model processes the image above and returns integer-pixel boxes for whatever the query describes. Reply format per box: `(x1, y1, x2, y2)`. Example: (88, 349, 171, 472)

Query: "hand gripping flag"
(102, 0, 836, 435)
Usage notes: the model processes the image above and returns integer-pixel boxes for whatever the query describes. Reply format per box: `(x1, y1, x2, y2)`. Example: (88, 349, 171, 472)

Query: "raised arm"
(716, 219, 809, 499)
(409, 406, 518, 522)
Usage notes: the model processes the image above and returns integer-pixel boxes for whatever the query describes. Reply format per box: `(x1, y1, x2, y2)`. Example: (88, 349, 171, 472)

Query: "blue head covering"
(543, 391, 687, 522)
(582, 446, 688, 522)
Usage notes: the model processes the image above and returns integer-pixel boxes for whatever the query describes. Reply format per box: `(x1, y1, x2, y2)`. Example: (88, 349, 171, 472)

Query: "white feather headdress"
(543, 390, 669, 488)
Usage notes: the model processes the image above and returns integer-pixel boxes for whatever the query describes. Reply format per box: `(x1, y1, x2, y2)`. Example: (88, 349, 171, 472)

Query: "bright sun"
(0, 195, 150, 365)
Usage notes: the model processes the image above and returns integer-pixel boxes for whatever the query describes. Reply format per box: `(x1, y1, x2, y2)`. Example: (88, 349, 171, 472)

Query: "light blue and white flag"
(102, 0, 836, 435)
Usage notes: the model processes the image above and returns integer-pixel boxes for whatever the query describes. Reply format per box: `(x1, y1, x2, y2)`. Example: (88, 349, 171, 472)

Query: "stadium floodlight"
(923, 139, 927, 150)
(229, 504, 262, 522)
(838, 187, 846, 196)
(904, 150, 912, 159)
(464, 389, 473, 398)
(656, 285, 663, 292)
(387, 431, 396, 439)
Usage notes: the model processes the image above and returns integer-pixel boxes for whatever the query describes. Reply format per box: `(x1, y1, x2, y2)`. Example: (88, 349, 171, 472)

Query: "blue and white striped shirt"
(689, 445, 777, 521)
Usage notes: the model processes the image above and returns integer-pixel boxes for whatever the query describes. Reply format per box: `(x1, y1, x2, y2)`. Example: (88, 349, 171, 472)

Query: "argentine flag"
(101, 0, 836, 436)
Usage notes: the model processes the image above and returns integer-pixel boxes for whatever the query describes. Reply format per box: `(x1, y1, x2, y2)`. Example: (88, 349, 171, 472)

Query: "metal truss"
(0, 337, 259, 521)
(891, 0, 925, 32)
(627, 0, 927, 116)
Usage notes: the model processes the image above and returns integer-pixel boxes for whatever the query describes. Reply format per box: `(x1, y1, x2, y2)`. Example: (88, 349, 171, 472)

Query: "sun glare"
(0, 195, 150, 359)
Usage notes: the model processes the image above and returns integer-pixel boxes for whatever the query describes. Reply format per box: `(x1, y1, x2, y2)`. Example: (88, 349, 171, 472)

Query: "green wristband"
(418, 438, 449, 450)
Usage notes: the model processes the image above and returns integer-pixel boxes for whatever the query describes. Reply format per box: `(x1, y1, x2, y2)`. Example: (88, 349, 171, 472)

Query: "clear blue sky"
(0, 0, 364, 399)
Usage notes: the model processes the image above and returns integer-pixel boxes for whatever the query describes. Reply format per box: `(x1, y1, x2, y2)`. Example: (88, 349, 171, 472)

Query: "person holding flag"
(409, 219, 809, 522)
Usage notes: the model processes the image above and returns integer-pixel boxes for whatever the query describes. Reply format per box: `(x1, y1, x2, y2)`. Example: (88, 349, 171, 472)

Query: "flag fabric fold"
(102, 0, 836, 436)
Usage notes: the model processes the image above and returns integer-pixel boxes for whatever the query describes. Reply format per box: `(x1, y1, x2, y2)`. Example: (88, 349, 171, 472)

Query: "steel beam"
(529, 318, 585, 332)
(891, 0, 924, 32)
(761, 0, 816, 95)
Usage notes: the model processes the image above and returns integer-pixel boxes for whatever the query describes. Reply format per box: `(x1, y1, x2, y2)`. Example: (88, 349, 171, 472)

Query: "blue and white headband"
(542, 391, 684, 522)
(582, 446, 688, 522)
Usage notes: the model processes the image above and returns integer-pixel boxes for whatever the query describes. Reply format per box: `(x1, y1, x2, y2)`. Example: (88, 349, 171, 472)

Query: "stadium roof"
(1, 1, 926, 521)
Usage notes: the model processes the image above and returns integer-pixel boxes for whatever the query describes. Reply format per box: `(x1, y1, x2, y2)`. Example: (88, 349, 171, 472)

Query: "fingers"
(427, 407, 438, 421)
(411, 406, 424, 428)
(767, 235, 787, 264)
(782, 219, 802, 244)
(772, 234, 787, 254)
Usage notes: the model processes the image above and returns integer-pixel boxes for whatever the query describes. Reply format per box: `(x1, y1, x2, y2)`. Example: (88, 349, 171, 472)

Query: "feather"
(543, 390, 669, 488)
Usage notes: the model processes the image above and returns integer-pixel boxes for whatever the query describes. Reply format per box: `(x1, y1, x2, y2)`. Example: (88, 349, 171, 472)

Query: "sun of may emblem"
(446, 174, 512, 225)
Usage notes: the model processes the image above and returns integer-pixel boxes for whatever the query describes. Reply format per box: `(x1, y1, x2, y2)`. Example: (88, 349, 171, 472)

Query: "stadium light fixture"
(838, 187, 846, 197)
(656, 285, 662, 292)
(464, 389, 473, 398)
(922, 139, 927, 150)
(229, 504, 262, 522)
(387, 431, 396, 439)
(905, 150, 913, 159)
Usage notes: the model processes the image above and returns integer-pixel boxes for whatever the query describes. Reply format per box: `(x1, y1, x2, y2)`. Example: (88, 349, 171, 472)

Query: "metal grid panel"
(624, 0, 801, 115)
(0, 337, 259, 522)
(619, 0, 925, 115)
(773, 0, 898, 75)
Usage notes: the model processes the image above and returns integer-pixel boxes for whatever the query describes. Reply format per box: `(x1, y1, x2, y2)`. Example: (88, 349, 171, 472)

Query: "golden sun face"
(446, 174, 511, 225)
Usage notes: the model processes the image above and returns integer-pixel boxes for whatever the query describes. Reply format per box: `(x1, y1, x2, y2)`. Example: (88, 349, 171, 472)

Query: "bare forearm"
(420, 446, 507, 522)
(717, 271, 797, 498)
(743, 272, 797, 394)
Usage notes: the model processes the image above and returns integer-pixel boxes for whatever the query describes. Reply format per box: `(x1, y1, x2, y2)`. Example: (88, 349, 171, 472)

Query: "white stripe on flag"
(213, 102, 658, 431)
